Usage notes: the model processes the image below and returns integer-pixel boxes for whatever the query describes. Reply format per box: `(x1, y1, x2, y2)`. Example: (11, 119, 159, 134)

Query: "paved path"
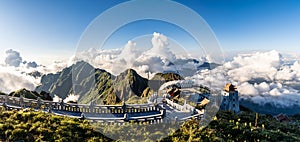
(159, 103, 193, 121)
(1, 93, 203, 124)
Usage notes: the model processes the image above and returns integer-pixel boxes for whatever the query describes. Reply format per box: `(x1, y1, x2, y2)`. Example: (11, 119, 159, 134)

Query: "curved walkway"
(0, 94, 203, 124)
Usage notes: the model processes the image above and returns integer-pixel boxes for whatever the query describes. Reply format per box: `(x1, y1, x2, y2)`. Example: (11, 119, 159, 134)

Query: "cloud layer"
(1, 34, 300, 109)
(69, 33, 300, 108)
(191, 50, 300, 108)
(0, 66, 36, 93)
(72, 32, 203, 78)
(0, 49, 68, 93)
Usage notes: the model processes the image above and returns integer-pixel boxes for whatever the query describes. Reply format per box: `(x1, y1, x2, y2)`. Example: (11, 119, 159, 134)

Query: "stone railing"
(0, 95, 161, 113)
(0, 94, 166, 124)
(180, 113, 203, 122)
(164, 98, 204, 122)
(165, 98, 195, 112)
(0, 94, 203, 125)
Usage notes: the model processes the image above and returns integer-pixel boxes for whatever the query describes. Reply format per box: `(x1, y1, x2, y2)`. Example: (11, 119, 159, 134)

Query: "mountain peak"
(120, 68, 138, 76)
(113, 68, 148, 100)
(151, 72, 183, 82)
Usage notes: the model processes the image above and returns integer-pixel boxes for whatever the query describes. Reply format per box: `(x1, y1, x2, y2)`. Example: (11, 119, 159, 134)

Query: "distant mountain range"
(240, 98, 300, 115)
(35, 61, 183, 105)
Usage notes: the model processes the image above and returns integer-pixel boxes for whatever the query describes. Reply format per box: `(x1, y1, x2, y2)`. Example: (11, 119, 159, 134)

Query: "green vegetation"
(198, 85, 210, 94)
(96, 122, 178, 141)
(1, 107, 299, 141)
(8, 88, 52, 101)
(0, 108, 110, 141)
(141, 87, 153, 97)
(125, 95, 148, 104)
(151, 72, 183, 82)
(163, 111, 300, 142)
(80, 70, 115, 105)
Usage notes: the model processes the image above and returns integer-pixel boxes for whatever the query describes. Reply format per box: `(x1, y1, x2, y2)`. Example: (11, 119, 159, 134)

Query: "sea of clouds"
(0, 32, 299, 107)
(70, 32, 202, 78)
(190, 50, 300, 108)
(0, 49, 68, 93)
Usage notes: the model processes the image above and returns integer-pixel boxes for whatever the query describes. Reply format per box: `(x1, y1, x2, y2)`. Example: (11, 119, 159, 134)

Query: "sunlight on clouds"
(192, 50, 300, 107)
(0, 33, 300, 108)
(63, 93, 80, 103)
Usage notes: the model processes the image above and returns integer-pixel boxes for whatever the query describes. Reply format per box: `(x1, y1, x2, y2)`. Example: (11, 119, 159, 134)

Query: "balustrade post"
(55, 102, 58, 110)
(48, 103, 52, 113)
(90, 100, 95, 113)
(12, 98, 16, 105)
(163, 109, 166, 117)
(4, 95, 9, 104)
(122, 101, 126, 113)
(60, 100, 64, 110)
(19, 95, 24, 108)
(37, 97, 42, 109)
(124, 113, 128, 121)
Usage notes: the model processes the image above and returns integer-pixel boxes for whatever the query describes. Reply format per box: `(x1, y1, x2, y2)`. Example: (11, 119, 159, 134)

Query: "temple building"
(220, 83, 240, 113)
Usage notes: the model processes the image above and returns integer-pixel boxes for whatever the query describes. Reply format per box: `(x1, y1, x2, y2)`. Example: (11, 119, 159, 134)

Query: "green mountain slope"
(78, 69, 115, 104)
(35, 61, 162, 105)
(148, 72, 183, 93)
(9, 88, 52, 101)
(113, 69, 148, 101)
(0, 109, 111, 141)
(162, 110, 300, 142)
(151, 72, 183, 82)
(35, 61, 115, 104)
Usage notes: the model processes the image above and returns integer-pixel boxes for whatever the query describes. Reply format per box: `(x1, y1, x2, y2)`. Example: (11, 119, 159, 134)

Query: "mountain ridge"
(35, 61, 184, 105)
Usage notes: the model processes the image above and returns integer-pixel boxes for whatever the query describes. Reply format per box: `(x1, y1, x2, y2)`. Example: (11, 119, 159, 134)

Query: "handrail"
(180, 113, 203, 121)
(0, 94, 202, 124)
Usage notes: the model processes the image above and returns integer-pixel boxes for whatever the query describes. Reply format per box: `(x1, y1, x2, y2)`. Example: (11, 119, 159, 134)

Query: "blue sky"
(0, 0, 299, 64)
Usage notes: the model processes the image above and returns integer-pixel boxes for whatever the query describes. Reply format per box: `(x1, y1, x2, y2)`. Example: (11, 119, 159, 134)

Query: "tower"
(220, 83, 240, 113)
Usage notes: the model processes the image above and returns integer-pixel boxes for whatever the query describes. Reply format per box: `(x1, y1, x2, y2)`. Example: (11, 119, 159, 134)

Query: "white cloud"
(238, 82, 259, 96)
(224, 50, 282, 82)
(0, 50, 71, 93)
(26, 61, 38, 68)
(152, 32, 169, 49)
(254, 82, 270, 93)
(191, 50, 300, 107)
(269, 88, 281, 96)
(71, 32, 197, 78)
(53, 94, 62, 102)
(0, 66, 37, 93)
(146, 32, 175, 61)
(69, 48, 121, 72)
(275, 61, 300, 81)
(63, 93, 80, 103)
(5, 49, 22, 67)
(40, 61, 68, 74)
(111, 40, 143, 75)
